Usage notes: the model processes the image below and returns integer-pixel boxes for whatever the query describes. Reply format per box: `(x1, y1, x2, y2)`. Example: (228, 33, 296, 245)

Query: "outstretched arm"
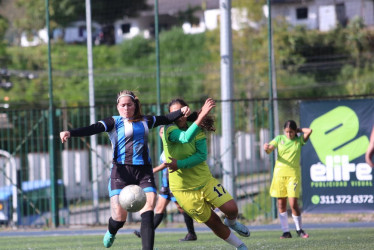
(59, 122, 106, 143)
(152, 162, 167, 173)
(168, 98, 216, 144)
(365, 126, 374, 168)
(194, 98, 215, 127)
(152, 107, 191, 128)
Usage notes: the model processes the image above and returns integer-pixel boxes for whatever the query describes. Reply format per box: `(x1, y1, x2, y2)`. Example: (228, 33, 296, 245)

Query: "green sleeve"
(168, 122, 201, 143)
(269, 135, 280, 148)
(177, 138, 207, 169)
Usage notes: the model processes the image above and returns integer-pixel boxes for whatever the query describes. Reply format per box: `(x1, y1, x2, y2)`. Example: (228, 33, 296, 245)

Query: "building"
(111, 0, 221, 44)
(21, 0, 248, 46)
(269, 0, 374, 31)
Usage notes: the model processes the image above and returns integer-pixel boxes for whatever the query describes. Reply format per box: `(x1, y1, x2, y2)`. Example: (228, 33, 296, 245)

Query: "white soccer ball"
(119, 185, 146, 212)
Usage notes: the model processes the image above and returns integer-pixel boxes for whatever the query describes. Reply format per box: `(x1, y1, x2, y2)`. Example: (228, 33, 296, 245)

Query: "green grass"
(1, 228, 374, 249)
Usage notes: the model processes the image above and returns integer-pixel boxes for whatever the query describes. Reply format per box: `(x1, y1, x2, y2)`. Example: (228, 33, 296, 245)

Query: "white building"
(20, 0, 251, 46)
(268, 0, 374, 31)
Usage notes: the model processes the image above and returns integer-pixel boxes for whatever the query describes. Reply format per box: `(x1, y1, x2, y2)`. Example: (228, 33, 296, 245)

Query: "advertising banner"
(300, 99, 374, 213)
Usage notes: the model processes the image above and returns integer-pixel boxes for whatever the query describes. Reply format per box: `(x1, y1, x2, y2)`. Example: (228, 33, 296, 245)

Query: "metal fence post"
(45, 0, 59, 227)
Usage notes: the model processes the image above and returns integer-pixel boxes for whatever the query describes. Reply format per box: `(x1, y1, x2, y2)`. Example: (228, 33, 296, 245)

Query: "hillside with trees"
(0, 1, 373, 108)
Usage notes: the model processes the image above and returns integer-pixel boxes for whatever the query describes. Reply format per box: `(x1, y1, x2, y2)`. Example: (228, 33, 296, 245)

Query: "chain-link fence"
(0, 98, 281, 227)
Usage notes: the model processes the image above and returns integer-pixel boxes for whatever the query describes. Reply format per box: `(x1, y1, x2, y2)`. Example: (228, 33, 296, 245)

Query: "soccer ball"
(119, 185, 146, 212)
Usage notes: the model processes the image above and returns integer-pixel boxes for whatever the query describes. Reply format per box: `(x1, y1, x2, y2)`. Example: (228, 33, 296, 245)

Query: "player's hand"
(60, 131, 71, 143)
(263, 143, 273, 154)
(181, 106, 191, 117)
(199, 98, 215, 118)
(165, 157, 178, 173)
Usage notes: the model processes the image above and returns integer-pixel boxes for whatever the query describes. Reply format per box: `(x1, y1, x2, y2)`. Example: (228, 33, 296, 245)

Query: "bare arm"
(297, 128, 313, 142)
(152, 163, 167, 173)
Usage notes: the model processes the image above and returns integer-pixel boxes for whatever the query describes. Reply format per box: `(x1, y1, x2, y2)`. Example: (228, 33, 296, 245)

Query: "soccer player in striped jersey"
(59, 90, 190, 250)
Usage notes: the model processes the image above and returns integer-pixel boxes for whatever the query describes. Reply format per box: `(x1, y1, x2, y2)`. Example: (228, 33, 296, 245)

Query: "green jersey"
(163, 122, 213, 191)
(270, 134, 305, 177)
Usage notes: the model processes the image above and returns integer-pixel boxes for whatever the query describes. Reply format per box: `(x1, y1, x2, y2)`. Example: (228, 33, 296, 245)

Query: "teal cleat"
(103, 230, 116, 248)
(237, 243, 248, 250)
(224, 218, 250, 237)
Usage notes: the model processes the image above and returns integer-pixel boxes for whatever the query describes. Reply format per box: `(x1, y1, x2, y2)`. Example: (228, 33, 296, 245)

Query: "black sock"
(153, 213, 164, 230)
(141, 210, 155, 250)
(182, 212, 195, 235)
(108, 217, 125, 235)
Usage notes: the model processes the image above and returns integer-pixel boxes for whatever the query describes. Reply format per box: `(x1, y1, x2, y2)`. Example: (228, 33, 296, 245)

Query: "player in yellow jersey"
(163, 98, 250, 250)
(264, 120, 312, 239)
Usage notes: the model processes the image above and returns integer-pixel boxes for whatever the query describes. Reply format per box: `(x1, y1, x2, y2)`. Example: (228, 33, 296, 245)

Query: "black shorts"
(108, 162, 156, 197)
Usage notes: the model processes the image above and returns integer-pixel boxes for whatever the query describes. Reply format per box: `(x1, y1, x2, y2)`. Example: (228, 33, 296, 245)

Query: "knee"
(226, 206, 238, 218)
(111, 207, 127, 221)
(112, 212, 126, 221)
(221, 201, 238, 219)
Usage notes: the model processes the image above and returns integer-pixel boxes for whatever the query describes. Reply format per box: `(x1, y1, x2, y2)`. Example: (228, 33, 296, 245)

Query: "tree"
(90, 0, 149, 25)
(0, 0, 9, 67)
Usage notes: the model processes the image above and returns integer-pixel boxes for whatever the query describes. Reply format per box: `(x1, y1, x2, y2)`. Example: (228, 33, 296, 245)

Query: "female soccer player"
(163, 98, 250, 250)
(263, 120, 312, 239)
(134, 126, 197, 241)
(59, 90, 190, 250)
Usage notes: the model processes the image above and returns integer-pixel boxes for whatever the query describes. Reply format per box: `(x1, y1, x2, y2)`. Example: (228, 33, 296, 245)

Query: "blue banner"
(300, 99, 374, 213)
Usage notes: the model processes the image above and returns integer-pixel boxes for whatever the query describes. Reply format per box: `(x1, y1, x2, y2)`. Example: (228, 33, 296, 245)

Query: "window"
(296, 7, 308, 20)
(336, 3, 347, 27)
(121, 23, 131, 34)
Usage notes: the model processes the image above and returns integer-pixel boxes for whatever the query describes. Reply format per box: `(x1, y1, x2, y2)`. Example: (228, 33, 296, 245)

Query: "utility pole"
(85, 0, 99, 224)
(267, 0, 277, 220)
(220, 0, 236, 199)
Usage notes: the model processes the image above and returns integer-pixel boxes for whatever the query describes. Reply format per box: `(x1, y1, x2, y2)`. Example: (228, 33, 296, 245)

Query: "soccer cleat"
(103, 230, 116, 248)
(179, 233, 197, 241)
(224, 218, 250, 237)
(133, 230, 141, 238)
(296, 229, 309, 238)
(237, 243, 248, 250)
(280, 231, 292, 239)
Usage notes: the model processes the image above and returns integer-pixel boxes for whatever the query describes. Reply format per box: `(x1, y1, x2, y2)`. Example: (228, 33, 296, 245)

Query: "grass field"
(1, 228, 374, 250)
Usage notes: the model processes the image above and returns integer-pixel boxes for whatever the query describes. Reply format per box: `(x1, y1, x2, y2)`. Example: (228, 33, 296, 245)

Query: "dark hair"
(117, 90, 143, 122)
(168, 98, 188, 109)
(168, 98, 215, 132)
(284, 120, 297, 131)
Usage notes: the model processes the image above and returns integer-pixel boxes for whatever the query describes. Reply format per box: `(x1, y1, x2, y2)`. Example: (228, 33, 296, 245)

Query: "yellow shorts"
(270, 176, 300, 198)
(172, 177, 233, 223)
